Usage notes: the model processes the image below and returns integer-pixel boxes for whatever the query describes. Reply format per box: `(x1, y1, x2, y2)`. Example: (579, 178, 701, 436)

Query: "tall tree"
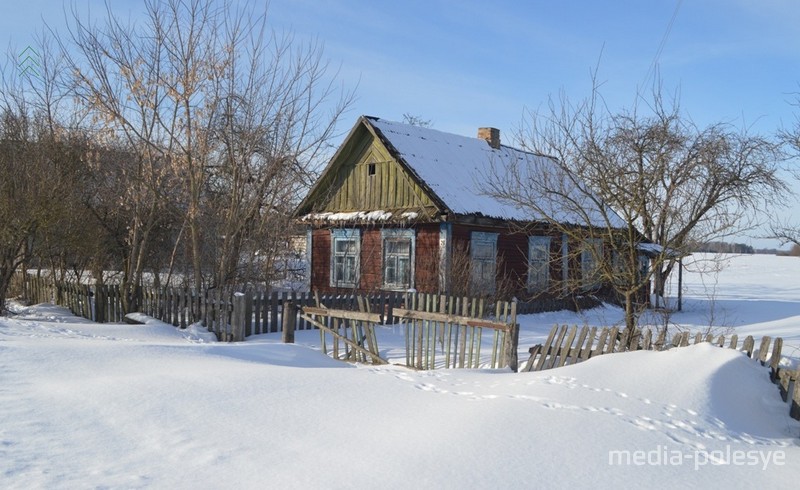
(0, 65, 87, 311)
(482, 85, 784, 334)
(770, 93, 800, 248)
(62, 0, 351, 310)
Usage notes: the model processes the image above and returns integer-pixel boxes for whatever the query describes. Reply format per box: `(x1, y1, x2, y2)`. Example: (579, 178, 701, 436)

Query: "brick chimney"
(478, 127, 500, 149)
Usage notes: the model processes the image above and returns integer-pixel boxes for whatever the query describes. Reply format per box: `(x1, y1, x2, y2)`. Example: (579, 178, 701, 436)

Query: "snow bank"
(1, 254, 799, 487)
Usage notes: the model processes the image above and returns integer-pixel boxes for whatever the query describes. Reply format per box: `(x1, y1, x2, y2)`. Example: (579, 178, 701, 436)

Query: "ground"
(1, 253, 798, 488)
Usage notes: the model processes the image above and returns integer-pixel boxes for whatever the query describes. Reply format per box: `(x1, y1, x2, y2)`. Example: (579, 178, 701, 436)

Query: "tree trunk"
(0, 263, 13, 315)
(189, 218, 203, 321)
(621, 290, 637, 350)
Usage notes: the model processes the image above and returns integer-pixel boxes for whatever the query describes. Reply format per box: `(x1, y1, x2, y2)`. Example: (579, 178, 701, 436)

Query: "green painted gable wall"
(300, 124, 440, 217)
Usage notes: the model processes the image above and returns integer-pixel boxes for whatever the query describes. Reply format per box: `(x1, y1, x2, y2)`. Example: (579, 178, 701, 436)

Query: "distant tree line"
(690, 241, 800, 255)
(691, 242, 756, 254)
(0, 0, 352, 314)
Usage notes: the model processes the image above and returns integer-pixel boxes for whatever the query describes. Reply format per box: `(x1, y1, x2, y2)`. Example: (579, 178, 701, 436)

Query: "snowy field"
(1, 253, 799, 488)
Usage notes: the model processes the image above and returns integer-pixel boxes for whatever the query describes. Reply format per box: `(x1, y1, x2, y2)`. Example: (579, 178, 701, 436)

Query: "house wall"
(414, 224, 440, 293)
(360, 229, 382, 290)
(309, 222, 631, 303)
(311, 229, 331, 291)
(310, 224, 441, 294)
(450, 223, 567, 300)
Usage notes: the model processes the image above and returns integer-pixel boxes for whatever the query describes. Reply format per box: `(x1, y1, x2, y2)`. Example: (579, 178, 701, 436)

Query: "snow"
(301, 210, 420, 223)
(367, 116, 626, 227)
(2, 253, 799, 488)
(302, 210, 395, 222)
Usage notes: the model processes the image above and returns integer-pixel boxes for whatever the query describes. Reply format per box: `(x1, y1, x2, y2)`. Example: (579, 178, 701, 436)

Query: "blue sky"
(2, 0, 799, 248)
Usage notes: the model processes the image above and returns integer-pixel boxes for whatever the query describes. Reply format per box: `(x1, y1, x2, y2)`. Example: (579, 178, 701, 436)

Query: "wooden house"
(295, 116, 642, 302)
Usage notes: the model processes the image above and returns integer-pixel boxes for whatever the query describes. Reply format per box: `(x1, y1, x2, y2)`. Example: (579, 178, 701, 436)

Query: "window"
(528, 236, 551, 292)
(330, 229, 360, 288)
(471, 231, 498, 294)
(382, 229, 414, 289)
(581, 238, 603, 290)
(638, 255, 649, 282)
(367, 162, 376, 176)
(610, 251, 649, 282)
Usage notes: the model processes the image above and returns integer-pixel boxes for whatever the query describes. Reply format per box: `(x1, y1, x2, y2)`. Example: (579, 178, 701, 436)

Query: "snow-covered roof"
(366, 116, 625, 228)
(637, 243, 690, 258)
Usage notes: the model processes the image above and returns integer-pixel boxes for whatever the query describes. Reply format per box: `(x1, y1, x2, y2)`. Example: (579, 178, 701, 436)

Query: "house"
(295, 115, 644, 303)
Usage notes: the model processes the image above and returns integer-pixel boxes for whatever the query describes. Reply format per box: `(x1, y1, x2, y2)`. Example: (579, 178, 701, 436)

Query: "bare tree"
(202, 8, 352, 288)
(770, 93, 800, 248)
(402, 113, 433, 128)
(769, 219, 800, 249)
(0, 43, 88, 311)
(62, 0, 352, 311)
(482, 84, 784, 335)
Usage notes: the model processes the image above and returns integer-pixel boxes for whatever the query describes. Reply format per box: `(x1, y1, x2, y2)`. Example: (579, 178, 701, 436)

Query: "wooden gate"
(300, 305, 387, 365)
(299, 295, 519, 371)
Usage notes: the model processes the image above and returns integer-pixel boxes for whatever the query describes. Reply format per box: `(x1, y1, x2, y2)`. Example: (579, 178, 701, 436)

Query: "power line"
(643, 0, 683, 88)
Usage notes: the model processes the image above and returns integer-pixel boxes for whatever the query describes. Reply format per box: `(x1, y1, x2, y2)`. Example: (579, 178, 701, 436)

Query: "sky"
(1, 0, 798, 248)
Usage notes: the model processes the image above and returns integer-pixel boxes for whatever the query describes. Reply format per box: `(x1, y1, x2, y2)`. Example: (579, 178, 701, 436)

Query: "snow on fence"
(524, 325, 800, 422)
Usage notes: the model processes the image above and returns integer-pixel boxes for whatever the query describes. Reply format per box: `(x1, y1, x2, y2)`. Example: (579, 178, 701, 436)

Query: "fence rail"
(10, 272, 407, 333)
(300, 293, 519, 371)
(9, 273, 516, 344)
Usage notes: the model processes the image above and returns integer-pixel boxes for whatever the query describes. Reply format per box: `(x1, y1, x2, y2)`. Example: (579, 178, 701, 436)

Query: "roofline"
(361, 116, 453, 216)
(293, 116, 372, 218)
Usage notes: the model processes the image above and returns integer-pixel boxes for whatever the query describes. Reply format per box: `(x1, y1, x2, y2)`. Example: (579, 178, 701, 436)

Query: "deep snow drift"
(1, 253, 799, 488)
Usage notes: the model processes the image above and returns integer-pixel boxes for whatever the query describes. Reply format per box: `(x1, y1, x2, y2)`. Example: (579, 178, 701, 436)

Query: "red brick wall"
(414, 224, 440, 293)
(311, 229, 331, 292)
(310, 225, 441, 294)
(310, 223, 613, 300)
(360, 229, 382, 291)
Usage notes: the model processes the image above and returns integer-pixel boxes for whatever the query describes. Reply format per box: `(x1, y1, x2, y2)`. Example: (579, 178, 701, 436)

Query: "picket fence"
(10, 273, 517, 344)
(10, 272, 798, 421)
(300, 293, 519, 371)
(524, 324, 800, 422)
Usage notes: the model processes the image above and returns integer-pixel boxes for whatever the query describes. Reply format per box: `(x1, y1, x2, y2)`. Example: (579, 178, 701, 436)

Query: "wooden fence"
(10, 273, 517, 349)
(301, 304, 386, 365)
(395, 293, 518, 370)
(300, 293, 519, 371)
(523, 325, 800, 422)
(11, 272, 405, 332)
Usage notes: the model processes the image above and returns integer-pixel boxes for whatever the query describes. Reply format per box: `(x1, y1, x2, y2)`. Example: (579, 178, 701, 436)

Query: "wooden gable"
(296, 119, 443, 220)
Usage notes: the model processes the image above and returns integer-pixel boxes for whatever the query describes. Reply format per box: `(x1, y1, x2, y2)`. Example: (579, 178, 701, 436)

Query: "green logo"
(18, 46, 41, 79)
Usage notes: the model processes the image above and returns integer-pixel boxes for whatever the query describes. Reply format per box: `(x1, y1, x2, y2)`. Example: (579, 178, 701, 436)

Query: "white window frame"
(470, 231, 498, 294)
(330, 229, 360, 288)
(382, 229, 415, 290)
(581, 238, 603, 290)
(528, 236, 551, 292)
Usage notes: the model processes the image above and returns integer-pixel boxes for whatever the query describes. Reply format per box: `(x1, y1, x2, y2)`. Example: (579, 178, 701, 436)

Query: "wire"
(642, 0, 683, 88)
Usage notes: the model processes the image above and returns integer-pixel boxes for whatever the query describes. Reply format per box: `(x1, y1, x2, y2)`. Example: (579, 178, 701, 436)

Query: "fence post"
(230, 292, 246, 342)
(94, 284, 104, 323)
(504, 322, 520, 372)
(792, 371, 800, 420)
(282, 301, 296, 344)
